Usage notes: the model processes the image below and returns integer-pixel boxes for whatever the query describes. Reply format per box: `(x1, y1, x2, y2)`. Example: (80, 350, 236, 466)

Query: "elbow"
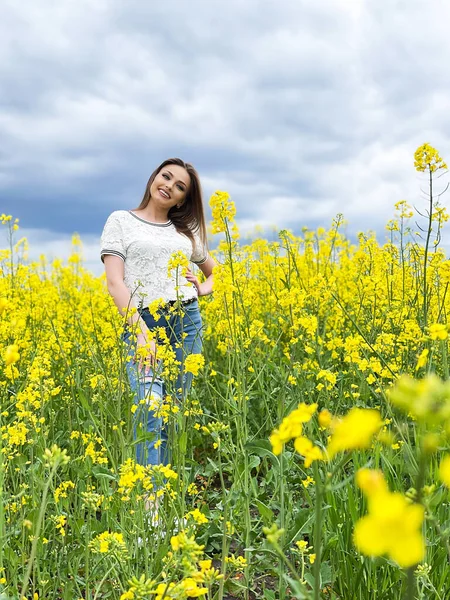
(106, 278, 124, 297)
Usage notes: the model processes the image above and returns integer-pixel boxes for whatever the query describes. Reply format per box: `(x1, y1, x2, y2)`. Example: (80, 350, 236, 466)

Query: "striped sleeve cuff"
(192, 254, 208, 265)
(101, 250, 126, 263)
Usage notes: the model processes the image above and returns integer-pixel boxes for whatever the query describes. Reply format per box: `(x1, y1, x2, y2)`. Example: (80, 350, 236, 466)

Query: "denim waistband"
(139, 296, 198, 312)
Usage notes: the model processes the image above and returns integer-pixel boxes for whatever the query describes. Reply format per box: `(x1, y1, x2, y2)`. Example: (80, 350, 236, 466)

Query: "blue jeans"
(123, 300, 203, 467)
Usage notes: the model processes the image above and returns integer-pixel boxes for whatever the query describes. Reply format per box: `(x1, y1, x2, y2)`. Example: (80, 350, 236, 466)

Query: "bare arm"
(186, 255, 216, 296)
(103, 254, 156, 364)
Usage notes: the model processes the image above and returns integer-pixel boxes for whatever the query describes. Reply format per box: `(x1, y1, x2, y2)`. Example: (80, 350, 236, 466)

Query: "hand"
(135, 333, 158, 373)
(186, 269, 207, 296)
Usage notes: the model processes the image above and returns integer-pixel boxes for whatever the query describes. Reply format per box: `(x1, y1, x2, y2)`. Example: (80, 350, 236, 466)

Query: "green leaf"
(284, 575, 312, 599)
(131, 432, 157, 446)
(92, 466, 116, 481)
(78, 388, 92, 413)
(254, 499, 274, 523)
(245, 440, 280, 469)
(179, 431, 188, 453)
(320, 561, 333, 585)
(248, 455, 261, 471)
(286, 508, 314, 544)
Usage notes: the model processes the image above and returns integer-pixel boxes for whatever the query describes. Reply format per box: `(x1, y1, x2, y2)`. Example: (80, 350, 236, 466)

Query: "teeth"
(159, 189, 170, 198)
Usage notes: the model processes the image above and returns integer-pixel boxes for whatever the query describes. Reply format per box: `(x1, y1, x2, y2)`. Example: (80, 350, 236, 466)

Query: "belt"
(166, 296, 197, 308)
(140, 296, 197, 312)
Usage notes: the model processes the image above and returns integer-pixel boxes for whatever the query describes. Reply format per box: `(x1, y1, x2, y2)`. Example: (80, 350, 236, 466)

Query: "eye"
(162, 173, 170, 179)
(177, 184, 185, 191)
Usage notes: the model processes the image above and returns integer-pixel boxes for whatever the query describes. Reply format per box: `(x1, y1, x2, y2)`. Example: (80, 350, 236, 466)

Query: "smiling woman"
(100, 158, 215, 471)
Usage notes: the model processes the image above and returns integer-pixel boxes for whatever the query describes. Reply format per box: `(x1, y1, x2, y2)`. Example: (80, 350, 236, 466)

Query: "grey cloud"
(1, 0, 450, 253)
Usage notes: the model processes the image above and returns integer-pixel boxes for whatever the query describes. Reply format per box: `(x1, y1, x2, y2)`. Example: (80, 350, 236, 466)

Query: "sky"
(1, 0, 450, 275)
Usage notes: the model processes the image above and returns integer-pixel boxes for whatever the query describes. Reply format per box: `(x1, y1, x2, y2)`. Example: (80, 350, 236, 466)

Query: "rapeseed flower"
(184, 354, 205, 376)
(210, 190, 237, 236)
(294, 436, 323, 467)
(354, 468, 425, 568)
(326, 408, 383, 459)
(428, 323, 448, 340)
(89, 531, 128, 560)
(270, 403, 317, 455)
(414, 143, 447, 173)
(439, 454, 450, 487)
(388, 373, 450, 425)
(4, 344, 20, 365)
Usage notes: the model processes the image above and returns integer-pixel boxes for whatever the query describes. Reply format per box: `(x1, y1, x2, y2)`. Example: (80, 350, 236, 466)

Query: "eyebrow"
(166, 170, 188, 187)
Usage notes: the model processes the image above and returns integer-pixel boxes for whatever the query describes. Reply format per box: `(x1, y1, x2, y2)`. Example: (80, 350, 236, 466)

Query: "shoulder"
(105, 210, 130, 222)
(102, 210, 133, 231)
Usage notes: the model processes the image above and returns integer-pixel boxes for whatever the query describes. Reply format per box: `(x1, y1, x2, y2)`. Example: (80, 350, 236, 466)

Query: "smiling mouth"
(159, 189, 170, 199)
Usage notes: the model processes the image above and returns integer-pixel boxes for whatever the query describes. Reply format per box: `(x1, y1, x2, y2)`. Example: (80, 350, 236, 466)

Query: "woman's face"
(150, 164, 190, 209)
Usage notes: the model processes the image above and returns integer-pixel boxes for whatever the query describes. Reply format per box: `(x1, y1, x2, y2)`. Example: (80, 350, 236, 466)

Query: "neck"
(138, 203, 170, 223)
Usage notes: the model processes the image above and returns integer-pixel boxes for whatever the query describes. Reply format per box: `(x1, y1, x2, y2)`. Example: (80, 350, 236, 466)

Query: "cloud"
(1, 0, 450, 257)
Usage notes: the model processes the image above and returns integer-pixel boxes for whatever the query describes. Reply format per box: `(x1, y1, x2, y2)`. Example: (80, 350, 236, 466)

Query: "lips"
(159, 189, 170, 199)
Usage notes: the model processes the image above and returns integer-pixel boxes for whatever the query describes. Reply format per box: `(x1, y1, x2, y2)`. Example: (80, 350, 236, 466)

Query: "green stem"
(217, 450, 229, 600)
(0, 412, 5, 574)
(313, 461, 322, 600)
(406, 567, 415, 600)
(92, 563, 117, 600)
(20, 462, 59, 599)
(422, 168, 433, 327)
(278, 449, 285, 600)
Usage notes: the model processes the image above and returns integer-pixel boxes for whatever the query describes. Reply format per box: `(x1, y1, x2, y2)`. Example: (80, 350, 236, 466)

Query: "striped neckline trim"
(128, 211, 172, 227)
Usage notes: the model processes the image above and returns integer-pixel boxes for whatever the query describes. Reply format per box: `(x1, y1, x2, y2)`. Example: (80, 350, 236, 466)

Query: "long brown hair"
(135, 158, 208, 254)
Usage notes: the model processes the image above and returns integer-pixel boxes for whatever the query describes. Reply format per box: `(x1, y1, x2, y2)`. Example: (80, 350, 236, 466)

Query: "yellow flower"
(302, 476, 314, 488)
(184, 353, 205, 376)
(209, 190, 237, 235)
(4, 344, 20, 366)
(294, 436, 323, 467)
(295, 540, 309, 553)
(439, 454, 450, 487)
(186, 508, 209, 525)
(225, 554, 248, 570)
(326, 408, 383, 459)
(428, 323, 448, 341)
(178, 577, 208, 597)
(54, 481, 75, 503)
(388, 374, 450, 425)
(270, 403, 318, 456)
(415, 348, 429, 371)
(356, 468, 388, 496)
(354, 469, 425, 568)
(89, 531, 128, 559)
(318, 409, 332, 429)
(414, 143, 447, 173)
(167, 250, 189, 277)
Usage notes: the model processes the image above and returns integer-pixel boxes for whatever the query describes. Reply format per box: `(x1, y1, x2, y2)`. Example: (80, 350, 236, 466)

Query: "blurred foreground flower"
(388, 373, 450, 426)
(326, 408, 383, 459)
(269, 402, 317, 455)
(354, 468, 425, 568)
(4, 344, 20, 366)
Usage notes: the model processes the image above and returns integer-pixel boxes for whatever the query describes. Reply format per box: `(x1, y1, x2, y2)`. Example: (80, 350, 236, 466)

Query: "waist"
(140, 296, 198, 312)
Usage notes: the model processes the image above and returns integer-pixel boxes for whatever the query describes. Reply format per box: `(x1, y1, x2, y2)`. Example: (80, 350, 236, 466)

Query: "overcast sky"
(1, 0, 450, 274)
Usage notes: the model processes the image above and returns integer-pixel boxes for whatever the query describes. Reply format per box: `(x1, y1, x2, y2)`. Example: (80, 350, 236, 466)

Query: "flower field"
(1, 144, 450, 599)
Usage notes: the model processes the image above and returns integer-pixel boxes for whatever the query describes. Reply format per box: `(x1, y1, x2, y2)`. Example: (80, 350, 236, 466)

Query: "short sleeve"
(190, 229, 208, 265)
(100, 212, 126, 263)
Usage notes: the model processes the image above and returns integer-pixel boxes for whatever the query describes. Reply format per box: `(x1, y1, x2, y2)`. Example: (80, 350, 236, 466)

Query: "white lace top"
(100, 210, 208, 306)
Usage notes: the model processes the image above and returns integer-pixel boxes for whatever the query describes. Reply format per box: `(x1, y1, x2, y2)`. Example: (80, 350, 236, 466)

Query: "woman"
(100, 158, 215, 467)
